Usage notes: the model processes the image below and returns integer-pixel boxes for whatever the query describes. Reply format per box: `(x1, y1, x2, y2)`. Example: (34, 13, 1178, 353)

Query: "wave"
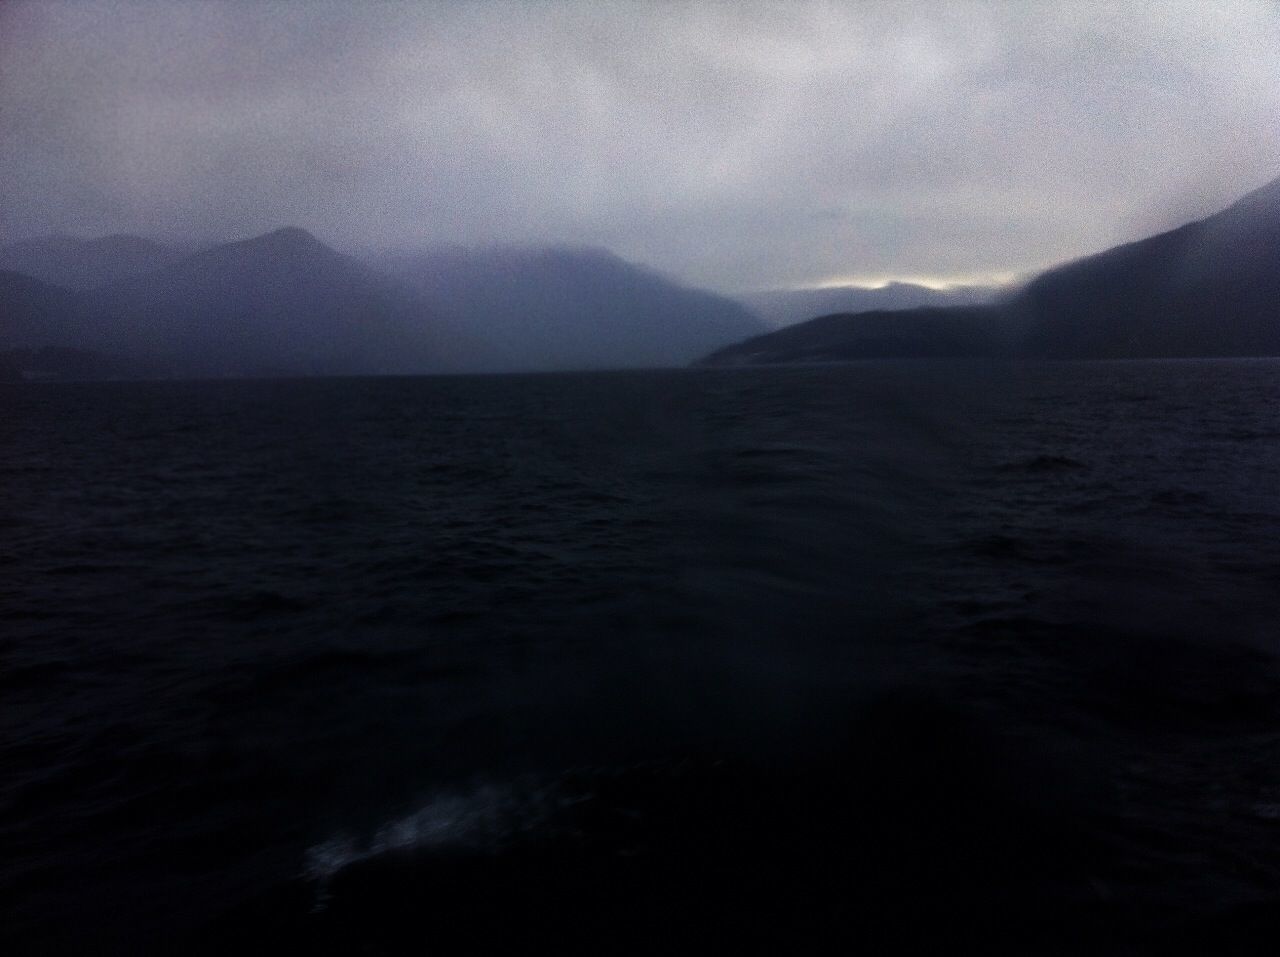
(304, 781, 560, 889)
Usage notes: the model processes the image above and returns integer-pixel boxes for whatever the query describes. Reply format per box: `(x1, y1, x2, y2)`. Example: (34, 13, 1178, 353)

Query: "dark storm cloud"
(2, 0, 1278, 290)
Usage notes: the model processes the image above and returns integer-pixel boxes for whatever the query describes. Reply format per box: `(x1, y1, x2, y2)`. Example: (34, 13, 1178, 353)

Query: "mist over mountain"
(1, 231, 763, 377)
(1011, 175, 1280, 358)
(738, 282, 998, 329)
(76, 227, 489, 377)
(701, 175, 1280, 367)
(5, 175, 1277, 379)
(0, 269, 91, 346)
(389, 245, 766, 371)
(0, 235, 183, 290)
(0, 269, 144, 379)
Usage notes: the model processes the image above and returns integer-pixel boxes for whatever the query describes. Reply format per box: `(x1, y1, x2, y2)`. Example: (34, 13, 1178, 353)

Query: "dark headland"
(699, 174, 1280, 366)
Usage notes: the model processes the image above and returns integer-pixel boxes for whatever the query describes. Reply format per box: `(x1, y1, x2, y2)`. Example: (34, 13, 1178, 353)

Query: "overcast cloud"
(2, 0, 1278, 291)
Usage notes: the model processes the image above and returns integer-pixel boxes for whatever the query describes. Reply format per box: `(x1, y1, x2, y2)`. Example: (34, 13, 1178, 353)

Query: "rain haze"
(2, 0, 1278, 291)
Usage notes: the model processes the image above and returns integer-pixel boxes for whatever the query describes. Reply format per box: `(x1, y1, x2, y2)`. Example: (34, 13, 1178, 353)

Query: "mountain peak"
(255, 226, 325, 249)
(205, 227, 343, 268)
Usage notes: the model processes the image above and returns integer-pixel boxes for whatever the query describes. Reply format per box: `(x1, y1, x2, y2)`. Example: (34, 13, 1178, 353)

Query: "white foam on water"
(303, 782, 560, 888)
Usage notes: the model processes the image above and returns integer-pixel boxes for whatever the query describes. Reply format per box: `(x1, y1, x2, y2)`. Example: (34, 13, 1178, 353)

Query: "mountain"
(0, 235, 183, 289)
(0, 270, 160, 379)
(388, 245, 766, 371)
(700, 174, 1280, 366)
(738, 282, 998, 329)
(698, 307, 1010, 366)
(0, 269, 96, 347)
(4, 231, 761, 377)
(1011, 175, 1280, 358)
(83, 227, 487, 376)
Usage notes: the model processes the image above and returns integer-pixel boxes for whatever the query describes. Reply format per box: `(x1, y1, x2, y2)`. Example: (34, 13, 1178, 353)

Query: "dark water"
(4, 361, 1280, 954)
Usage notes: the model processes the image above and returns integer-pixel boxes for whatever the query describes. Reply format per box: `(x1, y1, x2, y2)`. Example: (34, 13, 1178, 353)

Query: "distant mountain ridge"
(6, 175, 1278, 379)
(385, 244, 766, 371)
(0, 269, 96, 348)
(1, 229, 765, 377)
(0, 228, 485, 377)
(738, 281, 998, 329)
(84, 227, 484, 376)
(0, 234, 183, 289)
(700, 174, 1280, 366)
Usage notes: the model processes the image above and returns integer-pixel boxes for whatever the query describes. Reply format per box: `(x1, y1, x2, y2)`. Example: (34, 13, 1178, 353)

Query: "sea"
(3, 360, 1280, 954)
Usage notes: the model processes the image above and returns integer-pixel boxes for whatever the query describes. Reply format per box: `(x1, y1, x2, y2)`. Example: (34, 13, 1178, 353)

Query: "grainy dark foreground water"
(4, 361, 1280, 955)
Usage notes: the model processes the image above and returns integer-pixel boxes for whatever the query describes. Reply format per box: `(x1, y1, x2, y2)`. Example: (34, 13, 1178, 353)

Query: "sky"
(2, 0, 1278, 293)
